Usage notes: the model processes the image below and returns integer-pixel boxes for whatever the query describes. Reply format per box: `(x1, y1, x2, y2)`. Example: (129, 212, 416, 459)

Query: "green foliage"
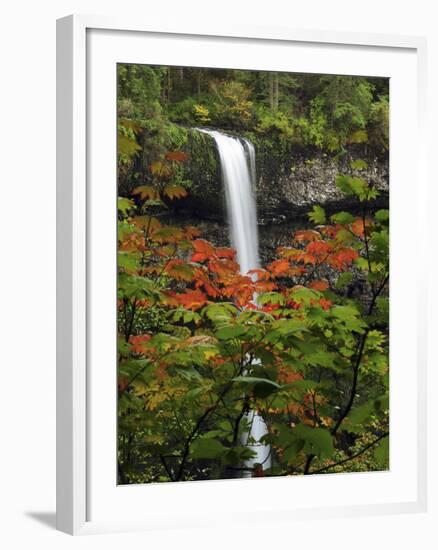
(374, 436, 389, 465)
(118, 64, 165, 119)
(331, 211, 355, 224)
(308, 205, 326, 224)
(190, 438, 227, 459)
(350, 159, 368, 171)
(255, 107, 295, 143)
(292, 424, 334, 459)
(118, 64, 389, 160)
(368, 96, 389, 151)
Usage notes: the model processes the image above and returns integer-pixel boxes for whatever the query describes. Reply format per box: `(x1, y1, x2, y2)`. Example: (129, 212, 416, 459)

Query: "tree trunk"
(197, 70, 202, 97)
(167, 67, 171, 103)
(269, 72, 274, 110)
(274, 72, 279, 111)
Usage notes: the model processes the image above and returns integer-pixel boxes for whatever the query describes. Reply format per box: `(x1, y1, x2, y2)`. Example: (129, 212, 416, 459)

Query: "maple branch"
(367, 273, 389, 316)
(157, 242, 179, 278)
(311, 391, 319, 427)
(122, 299, 129, 342)
(120, 348, 173, 394)
(117, 460, 128, 484)
(298, 251, 332, 286)
(174, 381, 236, 481)
(124, 298, 137, 343)
(309, 431, 389, 474)
(329, 271, 388, 423)
(232, 396, 250, 445)
(302, 327, 370, 475)
(159, 454, 176, 481)
(303, 453, 315, 475)
(361, 205, 375, 293)
(305, 267, 388, 472)
(331, 328, 370, 435)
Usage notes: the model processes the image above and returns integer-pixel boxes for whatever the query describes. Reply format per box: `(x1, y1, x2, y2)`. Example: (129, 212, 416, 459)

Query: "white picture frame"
(56, 14, 428, 535)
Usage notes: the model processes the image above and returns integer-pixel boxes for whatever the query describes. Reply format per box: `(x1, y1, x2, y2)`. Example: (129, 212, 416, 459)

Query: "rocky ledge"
(179, 131, 389, 222)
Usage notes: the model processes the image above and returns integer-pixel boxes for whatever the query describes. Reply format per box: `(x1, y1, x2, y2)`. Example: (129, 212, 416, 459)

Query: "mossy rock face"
(122, 123, 388, 222)
(178, 129, 226, 220)
(119, 123, 226, 219)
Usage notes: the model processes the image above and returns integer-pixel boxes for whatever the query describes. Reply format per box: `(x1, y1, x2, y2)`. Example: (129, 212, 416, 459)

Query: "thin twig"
(310, 432, 389, 474)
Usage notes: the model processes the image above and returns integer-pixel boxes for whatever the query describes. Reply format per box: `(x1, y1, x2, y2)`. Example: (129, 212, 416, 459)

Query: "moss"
(178, 129, 224, 218)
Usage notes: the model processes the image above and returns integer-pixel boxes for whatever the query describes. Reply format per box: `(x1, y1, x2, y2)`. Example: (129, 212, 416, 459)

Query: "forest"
(117, 64, 389, 484)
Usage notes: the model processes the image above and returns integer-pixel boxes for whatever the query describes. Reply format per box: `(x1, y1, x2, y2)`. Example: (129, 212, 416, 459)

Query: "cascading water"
(200, 130, 259, 275)
(197, 129, 271, 474)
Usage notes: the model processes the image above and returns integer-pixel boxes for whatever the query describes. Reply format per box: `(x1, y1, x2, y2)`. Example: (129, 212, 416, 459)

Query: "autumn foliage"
(117, 150, 389, 484)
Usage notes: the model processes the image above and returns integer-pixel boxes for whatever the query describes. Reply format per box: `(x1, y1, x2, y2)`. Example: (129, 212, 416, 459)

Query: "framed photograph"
(57, 15, 427, 535)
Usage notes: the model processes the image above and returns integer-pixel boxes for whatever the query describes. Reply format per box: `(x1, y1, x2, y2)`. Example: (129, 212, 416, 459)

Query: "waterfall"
(200, 130, 259, 275)
(197, 129, 272, 475)
(242, 138, 256, 189)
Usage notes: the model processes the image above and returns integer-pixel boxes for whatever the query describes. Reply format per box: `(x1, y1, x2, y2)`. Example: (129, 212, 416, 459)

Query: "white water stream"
(197, 129, 272, 474)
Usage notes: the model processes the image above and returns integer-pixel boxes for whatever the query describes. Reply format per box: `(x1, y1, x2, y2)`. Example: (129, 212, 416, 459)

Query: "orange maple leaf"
(184, 226, 201, 239)
(165, 151, 188, 162)
(176, 289, 208, 310)
(351, 218, 369, 237)
(191, 239, 215, 262)
(248, 268, 271, 281)
(328, 248, 359, 269)
(255, 280, 278, 293)
(306, 240, 332, 256)
(208, 258, 240, 277)
(268, 259, 290, 276)
(222, 275, 255, 306)
(319, 297, 332, 310)
(309, 280, 329, 291)
(215, 247, 236, 260)
(129, 334, 152, 354)
(294, 229, 322, 243)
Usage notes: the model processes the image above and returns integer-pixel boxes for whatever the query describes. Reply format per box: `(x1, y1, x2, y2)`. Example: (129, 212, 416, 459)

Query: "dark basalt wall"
(178, 131, 389, 223)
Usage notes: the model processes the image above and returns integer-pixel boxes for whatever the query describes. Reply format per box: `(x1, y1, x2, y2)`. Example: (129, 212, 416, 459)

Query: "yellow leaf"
(348, 130, 368, 144)
(132, 216, 161, 231)
(165, 259, 194, 281)
(132, 185, 159, 201)
(163, 185, 188, 200)
(118, 135, 141, 157)
(150, 161, 172, 177)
